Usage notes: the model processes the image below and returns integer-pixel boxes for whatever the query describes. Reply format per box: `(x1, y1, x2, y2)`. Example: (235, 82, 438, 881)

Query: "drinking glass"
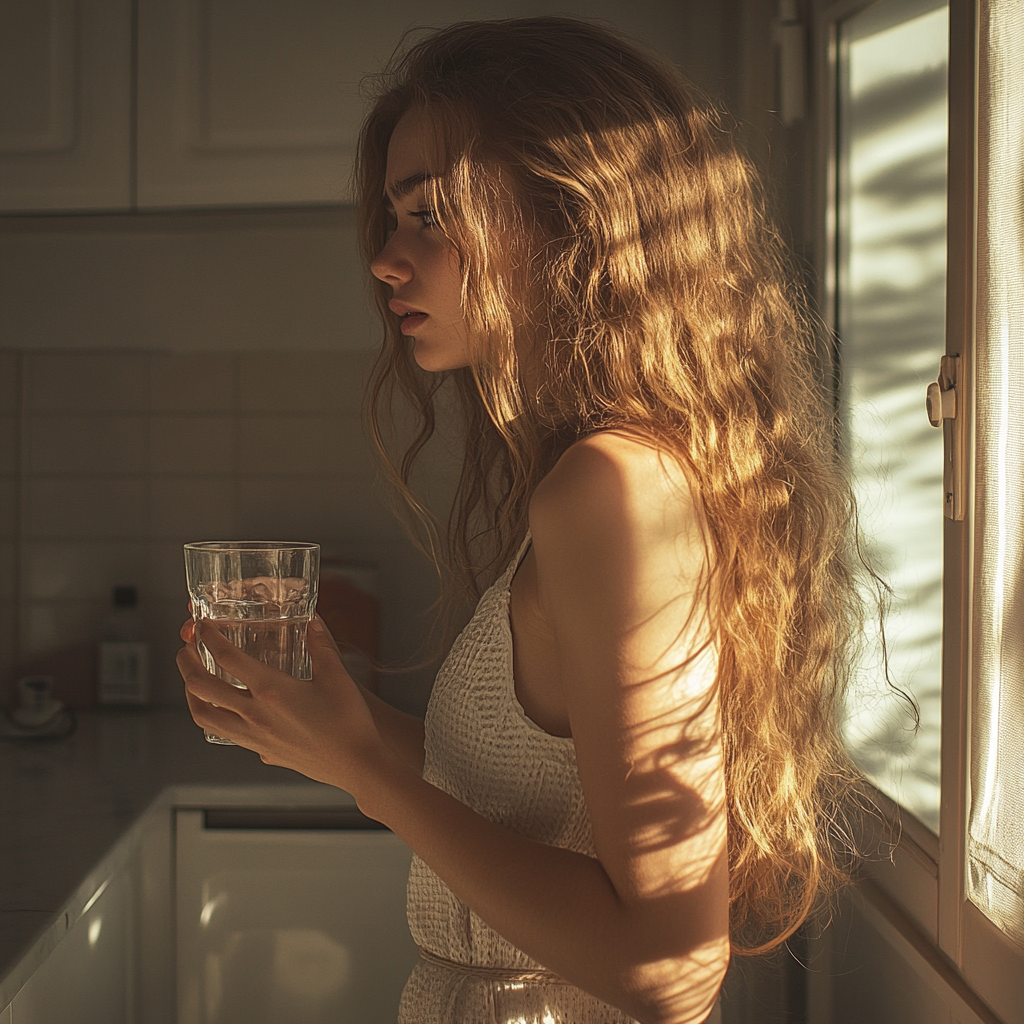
(184, 541, 320, 745)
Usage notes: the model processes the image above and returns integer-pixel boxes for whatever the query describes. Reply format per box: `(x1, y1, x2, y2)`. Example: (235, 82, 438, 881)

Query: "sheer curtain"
(967, 0, 1024, 947)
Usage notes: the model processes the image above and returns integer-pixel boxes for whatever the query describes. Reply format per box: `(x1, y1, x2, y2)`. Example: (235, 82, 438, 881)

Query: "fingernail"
(309, 616, 324, 633)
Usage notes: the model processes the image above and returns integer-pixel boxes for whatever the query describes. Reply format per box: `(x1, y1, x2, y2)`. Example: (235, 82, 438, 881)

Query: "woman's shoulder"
(529, 428, 704, 559)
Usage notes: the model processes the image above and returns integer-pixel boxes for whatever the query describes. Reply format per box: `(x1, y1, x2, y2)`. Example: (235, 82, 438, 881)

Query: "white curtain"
(967, 0, 1024, 947)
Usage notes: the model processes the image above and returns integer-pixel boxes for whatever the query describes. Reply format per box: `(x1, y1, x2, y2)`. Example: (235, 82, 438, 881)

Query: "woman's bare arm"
(354, 683, 425, 774)
(317, 624, 426, 774)
(178, 433, 728, 1024)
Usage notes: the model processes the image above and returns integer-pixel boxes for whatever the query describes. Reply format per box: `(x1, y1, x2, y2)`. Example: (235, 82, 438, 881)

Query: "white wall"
(0, 208, 373, 351)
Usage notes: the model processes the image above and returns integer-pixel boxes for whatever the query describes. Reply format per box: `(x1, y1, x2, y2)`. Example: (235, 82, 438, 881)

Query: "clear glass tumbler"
(184, 541, 320, 744)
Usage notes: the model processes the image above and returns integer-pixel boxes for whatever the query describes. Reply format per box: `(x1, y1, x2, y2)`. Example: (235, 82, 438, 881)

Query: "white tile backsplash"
(150, 352, 236, 412)
(149, 476, 235, 540)
(149, 414, 235, 474)
(319, 350, 375, 411)
(25, 352, 150, 412)
(0, 543, 13, 592)
(234, 415, 327, 475)
(26, 414, 148, 474)
(0, 477, 16, 538)
(0, 603, 14, 684)
(320, 476, 404, 541)
(0, 416, 16, 476)
(23, 601, 106, 660)
(321, 414, 376, 475)
(148, 601, 192, 705)
(26, 477, 149, 540)
(234, 475, 334, 539)
(147, 541, 194, 601)
(235, 352, 332, 412)
(0, 353, 19, 412)
(23, 541, 151, 601)
(2, 349, 448, 710)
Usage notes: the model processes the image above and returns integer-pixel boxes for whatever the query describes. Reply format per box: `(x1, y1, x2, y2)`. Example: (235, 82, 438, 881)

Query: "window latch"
(926, 355, 964, 521)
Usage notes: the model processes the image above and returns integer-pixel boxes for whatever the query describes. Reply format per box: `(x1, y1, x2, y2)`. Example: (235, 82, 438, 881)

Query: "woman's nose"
(370, 237, 413, 286)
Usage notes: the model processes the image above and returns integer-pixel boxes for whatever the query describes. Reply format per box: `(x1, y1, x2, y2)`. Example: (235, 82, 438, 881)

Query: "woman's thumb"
(308, 615, 342, 658)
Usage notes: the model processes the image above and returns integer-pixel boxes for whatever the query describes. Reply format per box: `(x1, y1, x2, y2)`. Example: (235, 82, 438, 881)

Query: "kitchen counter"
(0, 707, 354, 1010)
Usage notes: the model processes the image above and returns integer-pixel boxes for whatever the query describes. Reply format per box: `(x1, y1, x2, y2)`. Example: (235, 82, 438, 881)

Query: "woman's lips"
(399, 313, 428, 335)
(388, 300, 428, 336)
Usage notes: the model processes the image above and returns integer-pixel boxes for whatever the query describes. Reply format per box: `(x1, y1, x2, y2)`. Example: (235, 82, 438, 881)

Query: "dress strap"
(417, 946, 566, 985)
(510, 530, 533, 576)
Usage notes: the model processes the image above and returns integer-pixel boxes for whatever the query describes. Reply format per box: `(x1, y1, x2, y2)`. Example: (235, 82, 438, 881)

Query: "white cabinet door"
(136, 0, 370, 209)
(0, 0, 131, 211)
(10, 868, 135, 1024)
(176, 808, 418, 1024)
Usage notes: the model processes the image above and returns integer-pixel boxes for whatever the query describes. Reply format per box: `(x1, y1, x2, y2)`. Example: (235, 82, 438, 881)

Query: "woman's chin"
(411, 338, 471, 373)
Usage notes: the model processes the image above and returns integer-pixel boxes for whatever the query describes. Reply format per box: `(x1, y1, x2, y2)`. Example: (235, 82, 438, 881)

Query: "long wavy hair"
(357, 17, 868, 955)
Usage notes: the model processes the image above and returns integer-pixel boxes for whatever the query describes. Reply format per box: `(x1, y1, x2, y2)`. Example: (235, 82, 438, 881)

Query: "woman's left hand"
(176, 616, 394, 800)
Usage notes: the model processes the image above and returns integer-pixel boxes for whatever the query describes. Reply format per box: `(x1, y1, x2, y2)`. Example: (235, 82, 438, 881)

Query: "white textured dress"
(398, 533, 640, 1024)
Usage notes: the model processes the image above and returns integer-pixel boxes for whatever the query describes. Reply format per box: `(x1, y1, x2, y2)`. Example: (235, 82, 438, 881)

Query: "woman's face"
(370, 110, 473, 372)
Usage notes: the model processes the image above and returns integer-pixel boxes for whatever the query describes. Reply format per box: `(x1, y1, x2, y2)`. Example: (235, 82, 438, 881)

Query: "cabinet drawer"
(175, 808, 417, 1024)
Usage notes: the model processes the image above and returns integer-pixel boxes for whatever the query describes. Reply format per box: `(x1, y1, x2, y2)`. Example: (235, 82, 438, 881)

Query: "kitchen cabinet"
(0, 803, 174, 1024)
(175, 807, 418, 1024)
(0, 0, 377, 212)
(8, 866, 136, 1024)
(0, 714, 417, 1024)
(135, 0, 362, 209)
(0, 802, 415, 1024)
(0, 0, 132, 212)
(0, 0, 507, 212)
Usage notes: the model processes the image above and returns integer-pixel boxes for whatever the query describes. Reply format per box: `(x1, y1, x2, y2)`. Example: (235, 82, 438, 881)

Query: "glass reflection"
(838, 1, 949, 832)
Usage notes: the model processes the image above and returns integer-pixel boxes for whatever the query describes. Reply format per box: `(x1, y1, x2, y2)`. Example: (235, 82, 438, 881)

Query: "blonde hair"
(357, 17, 867, 955)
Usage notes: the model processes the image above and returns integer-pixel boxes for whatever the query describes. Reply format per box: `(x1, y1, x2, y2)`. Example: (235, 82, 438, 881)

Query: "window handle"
(926, 355, 965, 520)
(926, 380, 956, 425)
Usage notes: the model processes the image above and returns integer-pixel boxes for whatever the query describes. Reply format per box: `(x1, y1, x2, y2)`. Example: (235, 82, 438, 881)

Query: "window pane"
(968, 0, 1024, 946)
(837, 0, 948, 832)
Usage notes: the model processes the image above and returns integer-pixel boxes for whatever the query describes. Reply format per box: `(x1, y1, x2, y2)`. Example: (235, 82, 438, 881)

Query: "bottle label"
(98, 642, 150, 704)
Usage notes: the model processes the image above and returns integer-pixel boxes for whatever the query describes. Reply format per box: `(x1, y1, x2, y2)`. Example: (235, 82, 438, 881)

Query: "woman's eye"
(411, 209, 438, 227)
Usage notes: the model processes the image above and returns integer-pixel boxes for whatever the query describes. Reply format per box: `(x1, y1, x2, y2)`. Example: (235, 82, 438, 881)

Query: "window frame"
(811, 0, 1024, 1019)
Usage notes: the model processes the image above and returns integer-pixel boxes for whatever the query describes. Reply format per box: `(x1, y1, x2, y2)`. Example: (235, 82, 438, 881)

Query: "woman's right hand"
(176, 614, 403, 803)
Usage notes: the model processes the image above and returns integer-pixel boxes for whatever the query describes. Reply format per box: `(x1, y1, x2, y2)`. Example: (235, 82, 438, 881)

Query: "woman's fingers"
(174, 613, 390, 792)
(183, 616, 341, 685)
(182, 678, 245, 739)
(192, 620, 278, 691)
(176, 640, 253, 716)
(311, 615, 344, 660)
(307, 616, 353, 684)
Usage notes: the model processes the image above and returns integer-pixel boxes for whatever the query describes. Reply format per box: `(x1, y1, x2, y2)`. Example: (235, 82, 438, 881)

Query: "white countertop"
(0, 707, 355, 1009)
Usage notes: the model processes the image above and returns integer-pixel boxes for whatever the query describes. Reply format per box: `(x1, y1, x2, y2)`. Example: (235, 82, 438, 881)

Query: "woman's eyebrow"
(386, 171, 433, 203)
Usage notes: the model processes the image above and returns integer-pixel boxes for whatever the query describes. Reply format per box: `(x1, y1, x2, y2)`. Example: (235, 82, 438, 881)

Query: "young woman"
(178, 18, 865, 1024)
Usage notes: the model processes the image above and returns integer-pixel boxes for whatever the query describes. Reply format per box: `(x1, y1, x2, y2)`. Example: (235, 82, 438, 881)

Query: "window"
(821, 0, 1024, 1019)
(836, 0, 948, 836)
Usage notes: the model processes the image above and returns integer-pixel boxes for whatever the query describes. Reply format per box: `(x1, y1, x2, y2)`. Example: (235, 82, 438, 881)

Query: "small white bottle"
(98, 586, 150, 704)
